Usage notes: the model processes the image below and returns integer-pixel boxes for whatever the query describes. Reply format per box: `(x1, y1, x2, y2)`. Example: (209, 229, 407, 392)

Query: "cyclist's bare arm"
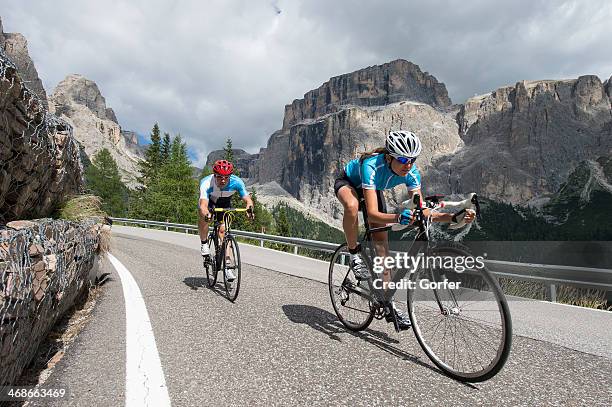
(363, 189, 398, 224)
(408, 189, 475, 224)
(199, 198, 211, 220)
(242, 195, 255, 219)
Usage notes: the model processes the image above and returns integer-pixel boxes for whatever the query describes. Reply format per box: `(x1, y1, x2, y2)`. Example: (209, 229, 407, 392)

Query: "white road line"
(107, 253, 172, 407)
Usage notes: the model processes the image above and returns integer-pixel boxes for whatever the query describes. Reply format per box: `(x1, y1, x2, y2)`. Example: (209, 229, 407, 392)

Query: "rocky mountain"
(541, 156, 612, 237)
(204, 149, 258, 178)
(427, 76, 612, 204)
(247, 60, 460, 222)
(49, 74, 142, 186)
(0, 17, 47, 110)
(282, 59, 451, 129)
(245, 60, 612, 233)
(121, 130, 146, 159)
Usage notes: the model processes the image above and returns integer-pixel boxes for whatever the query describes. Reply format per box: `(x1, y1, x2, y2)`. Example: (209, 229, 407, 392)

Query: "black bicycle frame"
(342, 194, 459, 312)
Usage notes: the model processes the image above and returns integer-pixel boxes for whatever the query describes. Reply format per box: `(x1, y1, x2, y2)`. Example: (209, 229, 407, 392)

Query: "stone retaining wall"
(0, 219, 104, 386)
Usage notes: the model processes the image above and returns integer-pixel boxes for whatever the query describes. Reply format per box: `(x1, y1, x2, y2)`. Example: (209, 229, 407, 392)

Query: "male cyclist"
(199, 159, 254, 281)
(334, 130, 475, 329)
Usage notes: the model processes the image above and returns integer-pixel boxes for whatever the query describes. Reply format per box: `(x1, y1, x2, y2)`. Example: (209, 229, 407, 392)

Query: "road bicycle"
(203, 207, 249, 302)
(328, 193, 512, 382)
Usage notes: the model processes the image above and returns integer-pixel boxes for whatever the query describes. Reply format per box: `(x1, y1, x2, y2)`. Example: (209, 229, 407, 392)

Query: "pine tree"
(200, 166, 213, 178)
(250, 187, 273, 233)
(223, 137, 240, 176)
(275, 204, 290, 236)
(160, 132, 171, 163)
(223, 137, 234, 162)
(85, 148, 128, 216)
(134, 134, 198, 223)
(138, 123, 162, 184)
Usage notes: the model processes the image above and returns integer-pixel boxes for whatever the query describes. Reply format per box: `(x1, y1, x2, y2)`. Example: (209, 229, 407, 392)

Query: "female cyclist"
(334, 130, 475, 329)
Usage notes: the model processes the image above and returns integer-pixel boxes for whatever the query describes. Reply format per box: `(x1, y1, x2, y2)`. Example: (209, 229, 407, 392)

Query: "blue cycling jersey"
(344, 154, 421, 191)
(199, 174, 248, 203)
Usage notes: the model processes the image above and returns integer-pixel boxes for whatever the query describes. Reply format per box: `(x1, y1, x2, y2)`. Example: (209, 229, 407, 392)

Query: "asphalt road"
(29, 232, 612, 406)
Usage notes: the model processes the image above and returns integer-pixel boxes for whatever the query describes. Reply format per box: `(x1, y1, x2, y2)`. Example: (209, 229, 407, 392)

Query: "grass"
(57, 195, 107, 222)
(499, 277, 611, 310)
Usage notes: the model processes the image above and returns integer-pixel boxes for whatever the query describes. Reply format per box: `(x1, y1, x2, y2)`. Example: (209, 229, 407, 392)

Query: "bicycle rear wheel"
(205, 237, 218, 287)
(408, 245, 512, 382)
(223, 235, 241, 302)
(328, 244, 375, 331)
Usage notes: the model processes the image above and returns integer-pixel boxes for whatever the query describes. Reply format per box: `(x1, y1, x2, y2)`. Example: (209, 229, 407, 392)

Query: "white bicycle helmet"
(385, 130, 422, 158)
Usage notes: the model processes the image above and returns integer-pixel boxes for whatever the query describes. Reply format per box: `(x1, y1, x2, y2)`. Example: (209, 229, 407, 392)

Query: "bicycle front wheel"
(205, 237, 218, 287)
(328, 244, 375, 331)
(408, 245, 512, 382)
(223, 235, 241, 302)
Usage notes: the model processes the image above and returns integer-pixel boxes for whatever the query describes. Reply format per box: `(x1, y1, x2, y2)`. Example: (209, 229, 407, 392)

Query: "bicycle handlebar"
(212, 208, 250, 212)
(399, 193, 481, 230)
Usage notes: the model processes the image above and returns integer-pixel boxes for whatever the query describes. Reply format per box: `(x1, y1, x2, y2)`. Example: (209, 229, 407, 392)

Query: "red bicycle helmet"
(212, 159, 234, 176)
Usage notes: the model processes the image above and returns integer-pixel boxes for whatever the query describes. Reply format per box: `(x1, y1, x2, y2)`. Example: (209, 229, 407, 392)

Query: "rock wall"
(50, 74, 142, 186)
(282, 59, 451, 129)
(204, 148, 258, 178)
(121, 130, 146, 159)
(250, 62, 612, 222)
(0, 219, 104, 386)
(0, 48, 83, 223)
(51, 74, 117, 123)
(428, 76, 612, 204)
(250, 101, 461, 219)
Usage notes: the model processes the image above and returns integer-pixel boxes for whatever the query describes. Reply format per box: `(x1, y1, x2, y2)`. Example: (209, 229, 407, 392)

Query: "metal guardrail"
(110, 217, 612, 302)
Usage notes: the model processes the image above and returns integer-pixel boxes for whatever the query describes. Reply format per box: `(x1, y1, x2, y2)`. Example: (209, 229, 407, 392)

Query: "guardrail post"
(548, 284, 557, 302)
(185, 228, 188, 235)
(166, 219, 169, 231)
(260, 239, 264, 247)
(294, 245, 298, 255)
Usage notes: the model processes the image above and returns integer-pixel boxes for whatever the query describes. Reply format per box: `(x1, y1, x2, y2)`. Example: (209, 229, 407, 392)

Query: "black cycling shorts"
(206, 197, 232, 222)
(333, 170, 387, 213)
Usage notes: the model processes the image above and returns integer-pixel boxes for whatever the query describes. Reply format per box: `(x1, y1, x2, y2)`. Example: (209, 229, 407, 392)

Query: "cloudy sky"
(2, 0, 611, 166)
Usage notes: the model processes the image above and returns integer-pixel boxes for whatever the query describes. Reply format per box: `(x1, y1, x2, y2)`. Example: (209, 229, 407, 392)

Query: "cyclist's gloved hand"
(398, 209, 413, 225)
(246, 206, 255, 220)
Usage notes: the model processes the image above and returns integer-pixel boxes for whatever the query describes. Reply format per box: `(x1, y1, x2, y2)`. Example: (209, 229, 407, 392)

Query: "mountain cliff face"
(282, 59, 451, 129)
(204, 149, 258, 178)
(248, 60, 612, 227)
(248, 60, 459, 220)
(426, 76, 612, 204)
(0, 17, 47, 110)
(50, 74, 142, 186)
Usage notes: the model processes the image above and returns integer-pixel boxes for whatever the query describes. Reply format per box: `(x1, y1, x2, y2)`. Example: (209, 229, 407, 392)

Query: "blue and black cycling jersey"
(344, 153, 421, 191)
(199, 174, 248, 208)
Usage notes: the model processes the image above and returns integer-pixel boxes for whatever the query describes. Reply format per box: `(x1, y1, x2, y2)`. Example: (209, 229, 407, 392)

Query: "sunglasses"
(393, 155, 417, 165)
(214, 175, 230, 180)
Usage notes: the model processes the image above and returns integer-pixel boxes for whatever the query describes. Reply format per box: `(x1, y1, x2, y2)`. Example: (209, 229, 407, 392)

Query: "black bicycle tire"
(408, 245, 512, 382)
(205, 237, 218, 287)
(223, 234, 241, 302)
(328, 243, 375, 331)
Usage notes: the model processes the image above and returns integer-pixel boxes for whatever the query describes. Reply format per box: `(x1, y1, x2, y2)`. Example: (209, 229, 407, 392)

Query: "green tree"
(138, 123, 162, 184)
(224, 137, 234, 162)
(132, 134, 198, 223)
(223, 137, 240, 176)
(250, 187, 273, 233)
(160, 132, 171, 163)
(84, 148, 128, 216)
(200, 166, 213, 178)
(275, 204, 291, 236)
